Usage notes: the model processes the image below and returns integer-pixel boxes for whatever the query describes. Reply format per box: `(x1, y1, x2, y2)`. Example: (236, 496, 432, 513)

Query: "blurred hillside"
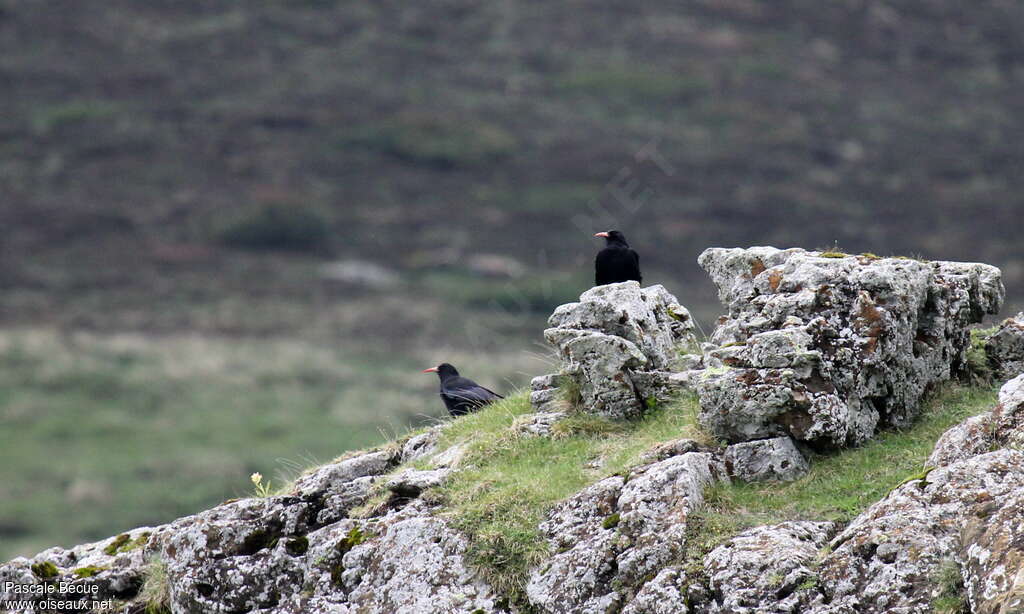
(2, 0, 1022, 332)
(1, 0, 1022, 558)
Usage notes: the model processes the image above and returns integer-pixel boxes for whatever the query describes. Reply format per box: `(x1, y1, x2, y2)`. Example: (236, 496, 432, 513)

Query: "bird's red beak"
(422, 367, 438, 373)
(594, 232, 610, 238)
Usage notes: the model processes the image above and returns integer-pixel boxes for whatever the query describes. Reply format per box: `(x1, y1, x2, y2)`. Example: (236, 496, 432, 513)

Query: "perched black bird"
(422, 363, 503, 417)
(594, 230, 642, 286)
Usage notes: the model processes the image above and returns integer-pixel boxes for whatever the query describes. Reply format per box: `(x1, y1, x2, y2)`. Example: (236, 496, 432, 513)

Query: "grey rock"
(516, 411, 568, 437)
(526, 452, 727, 613)
(531, 373, 561, 391)
(319, 260, 400, 289)
(699, 521, 838, 614)
(960, 491, 1024, 614)
(725, 437, 809, 482)
(530, 387, 564, 413)
(813, 450, 1024, 613)
(0, 528, 156, 612)
(928, 374, 1024, 467)
(385, 468, 452, 497)
(621, 567, 690, 614)
(343, 511, 503, 613)
(637, 438, 704, 463)
(987, 312, 1024, 380)
(545, 282, 699, 419)
(293, 449, 399, 499)
(696, 247, 1004, 448)
(401, 429, 441, 463)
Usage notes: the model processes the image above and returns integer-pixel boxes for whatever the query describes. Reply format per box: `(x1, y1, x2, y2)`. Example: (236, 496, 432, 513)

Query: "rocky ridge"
(2, 247, 1020, 614)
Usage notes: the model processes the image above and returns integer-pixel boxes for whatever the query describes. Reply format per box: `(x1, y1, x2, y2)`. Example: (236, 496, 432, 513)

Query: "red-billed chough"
(594, 230, 642, 286)
(422, 363, 503, 417)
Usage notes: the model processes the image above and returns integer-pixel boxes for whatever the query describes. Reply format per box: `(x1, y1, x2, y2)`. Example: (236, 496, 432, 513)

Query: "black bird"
(594, 230, 642, 286)
(422, 363, 503, 417)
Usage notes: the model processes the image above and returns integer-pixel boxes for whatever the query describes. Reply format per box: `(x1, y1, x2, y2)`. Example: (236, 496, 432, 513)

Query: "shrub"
(216, 204, 331, 252)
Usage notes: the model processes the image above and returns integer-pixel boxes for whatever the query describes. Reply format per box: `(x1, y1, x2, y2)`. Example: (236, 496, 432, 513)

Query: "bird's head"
(594, 230, 628, 245)
(422, 363, 459, 378)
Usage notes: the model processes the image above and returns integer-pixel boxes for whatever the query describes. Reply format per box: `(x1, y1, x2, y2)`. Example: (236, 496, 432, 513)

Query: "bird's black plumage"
(424, 363, 503, 417)
(594, 230, 642, 286)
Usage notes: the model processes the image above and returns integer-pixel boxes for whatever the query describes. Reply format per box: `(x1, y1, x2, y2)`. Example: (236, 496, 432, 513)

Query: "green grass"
(701, 384, 998, 537)
(429, 391, 709, 606)
(340, 112, 517, 169)
(139, 557, 172, 614)
(931, 559, 967, 614)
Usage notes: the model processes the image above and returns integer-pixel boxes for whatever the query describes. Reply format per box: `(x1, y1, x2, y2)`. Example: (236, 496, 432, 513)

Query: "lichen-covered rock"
(959, 491, 1024, 613)
(526, 452, 727, 613)
(699, 521, 838, 614)
(929, 374, 1024, 467)
(544, 282, 699, 419)
(987, 312, 1024, 380)
(724, 437, 809, 482)
(342, 507, 504, 613)
(621, 567, 691, 614)
(385, 468, 452, 497)
(695, 247, 1004, 448)
(530, 373, 564, 412)
(515, 411, 568, 436)
(813, 450, 1024, 613)
(0, 527, 156, 612)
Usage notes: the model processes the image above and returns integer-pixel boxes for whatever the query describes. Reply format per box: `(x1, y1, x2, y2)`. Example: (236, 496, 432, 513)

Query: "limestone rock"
(987, 313, 1024, 380)
(342, 509, 504, 613)
(545, 282, 699, 419)
(400, 429, 441, 463)
(724, 437, 809, 482)
(515, 411, 568, 437)
(928, 374, 1024, 467)
(621, 567, 691, 614)
(385, 468, 452, 498)
(699, 521, 838, 614)
(526, 452, 727, 613)
(813, 450, 1024, 613)
(530, 373, 564, 412)
(696, 248, 1004, 448)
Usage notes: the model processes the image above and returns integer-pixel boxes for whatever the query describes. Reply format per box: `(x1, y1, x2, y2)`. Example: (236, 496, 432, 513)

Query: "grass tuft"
(140, 556, 171, 614)
(932, 559, 967, 614)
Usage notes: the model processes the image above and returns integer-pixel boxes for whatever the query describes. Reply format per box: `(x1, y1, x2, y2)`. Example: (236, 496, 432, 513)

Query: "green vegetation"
(932, 559, 967, 614)
(103, 532, 152, 555)
(215, 204, 331, 253)
(341, 112, 517, 169)
(30, 100, 119, 135)
(140, 557, 172, 614)
(72, 565, 108, 578)
(30, 560, 58, 579)
(966, 327, 998, 383)
(430, 391, 709, 606)
(285, 536, 310, 556)
(701, 384, 997, 538)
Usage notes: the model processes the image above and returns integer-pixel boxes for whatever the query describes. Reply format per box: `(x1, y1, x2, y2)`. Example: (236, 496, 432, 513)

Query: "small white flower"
(250, 472, 263, 485)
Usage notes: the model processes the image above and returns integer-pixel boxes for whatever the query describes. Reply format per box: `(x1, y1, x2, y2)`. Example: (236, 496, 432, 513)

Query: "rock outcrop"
(986, 313, 1024, 380)
(543, 282, 699, 419)
(692, 248, 1003, 448)
(700, 521, 839, 613)
(0, 442, 502, 614)
(526, 451, 727, 613)
(928, 373, 1024, 468)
